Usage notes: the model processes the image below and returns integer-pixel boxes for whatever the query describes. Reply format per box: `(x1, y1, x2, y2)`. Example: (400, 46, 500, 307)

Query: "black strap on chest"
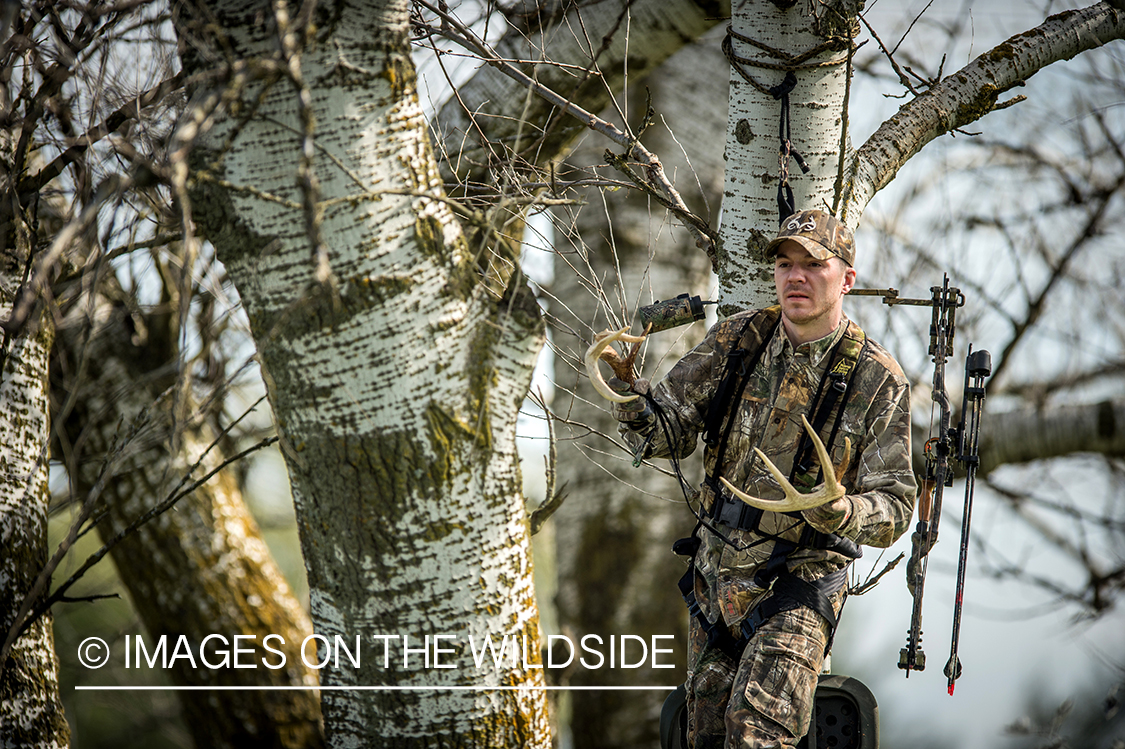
(702, 308, 780, 456)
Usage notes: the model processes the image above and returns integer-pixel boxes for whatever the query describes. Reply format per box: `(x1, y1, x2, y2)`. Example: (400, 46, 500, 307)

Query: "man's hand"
(609, 377, 654, 431)
(802, 496, 852, 535)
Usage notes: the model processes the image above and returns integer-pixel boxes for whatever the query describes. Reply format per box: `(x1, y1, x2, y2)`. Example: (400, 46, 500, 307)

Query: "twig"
(412, 0, 716, 260)
(0, 392, 274, 672)
(273, 0, 334, 287)
(530, 396, 566, 535)
(850, 552, 904, 596)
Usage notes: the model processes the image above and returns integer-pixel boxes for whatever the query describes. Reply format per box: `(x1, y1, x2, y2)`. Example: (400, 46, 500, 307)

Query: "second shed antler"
(720, 415, 851, 512)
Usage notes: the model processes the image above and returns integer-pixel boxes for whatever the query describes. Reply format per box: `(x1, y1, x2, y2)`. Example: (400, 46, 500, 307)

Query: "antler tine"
(585, 326, 648, 404)
(719, 415, 851, 512)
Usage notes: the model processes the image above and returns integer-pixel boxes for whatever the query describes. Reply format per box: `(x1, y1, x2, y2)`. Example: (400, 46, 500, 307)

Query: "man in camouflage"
(611, 209, 916, 748)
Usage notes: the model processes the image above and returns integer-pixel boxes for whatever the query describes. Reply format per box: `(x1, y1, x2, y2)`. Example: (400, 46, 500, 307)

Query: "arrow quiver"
(944, 345, 991, 694)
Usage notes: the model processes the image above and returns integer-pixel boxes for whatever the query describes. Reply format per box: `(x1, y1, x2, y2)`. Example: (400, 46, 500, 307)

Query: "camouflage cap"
(765, 209, 855, 267)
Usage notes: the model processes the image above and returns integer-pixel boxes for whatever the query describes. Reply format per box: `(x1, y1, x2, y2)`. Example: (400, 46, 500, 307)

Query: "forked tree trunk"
(721, 1, 1125, 308)
(172, 2, 548, 745)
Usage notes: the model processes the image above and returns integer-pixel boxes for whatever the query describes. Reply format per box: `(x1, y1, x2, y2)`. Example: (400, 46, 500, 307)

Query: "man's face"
(773, 240, 856, 330)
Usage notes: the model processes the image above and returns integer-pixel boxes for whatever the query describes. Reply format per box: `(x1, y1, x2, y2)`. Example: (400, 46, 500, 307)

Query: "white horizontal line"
(75, 685, 678, 692)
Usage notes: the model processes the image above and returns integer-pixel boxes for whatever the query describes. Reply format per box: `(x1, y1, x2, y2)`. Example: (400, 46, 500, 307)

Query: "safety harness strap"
(702, 307, 781, 452)
(703, 317, 866, 557)
(790, 322, 867, 488)
(674, 551, 848, 661)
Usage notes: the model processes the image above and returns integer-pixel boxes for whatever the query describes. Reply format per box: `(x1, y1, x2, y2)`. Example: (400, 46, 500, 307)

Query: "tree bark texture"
(0, 324, 70, 749)
(719, 1, 1125, 309)
(174, 1, 548, 745)
(55, 304, 324, 749)
(1, 127, 71, 748)
(718, 0, 856, 309)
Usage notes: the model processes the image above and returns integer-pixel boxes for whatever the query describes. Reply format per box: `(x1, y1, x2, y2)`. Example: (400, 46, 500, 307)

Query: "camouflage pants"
(685, 593, 842, 749)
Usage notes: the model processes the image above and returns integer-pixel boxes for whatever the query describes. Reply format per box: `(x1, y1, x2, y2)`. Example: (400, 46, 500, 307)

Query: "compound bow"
(864, 277, 992, 695)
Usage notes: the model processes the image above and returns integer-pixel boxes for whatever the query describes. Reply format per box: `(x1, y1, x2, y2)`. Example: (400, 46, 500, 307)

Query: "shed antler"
(584, 326, 647, 403)
(719, 415, 851, 512)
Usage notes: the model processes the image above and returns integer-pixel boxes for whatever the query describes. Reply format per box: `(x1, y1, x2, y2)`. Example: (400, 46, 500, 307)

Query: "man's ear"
(841, 266, 857, 295)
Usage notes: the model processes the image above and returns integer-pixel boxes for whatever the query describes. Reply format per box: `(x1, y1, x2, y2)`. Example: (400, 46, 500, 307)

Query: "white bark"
(843, 2, 1125, 222)
(0, 316, 69, 747)
(718, 1, 855, 309)
(174, 1, 548, 745)
(718, 2, 1125, 310)
(1, 119, 70, 746)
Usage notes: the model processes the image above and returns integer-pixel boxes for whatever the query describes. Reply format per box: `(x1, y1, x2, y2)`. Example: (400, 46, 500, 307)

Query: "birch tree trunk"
(56, 302, 323, 749)
(0, 128, 70, 744)
(718, 1, 855, 308)
(0, 318, 69, 748)
(173, 2, 548, 745)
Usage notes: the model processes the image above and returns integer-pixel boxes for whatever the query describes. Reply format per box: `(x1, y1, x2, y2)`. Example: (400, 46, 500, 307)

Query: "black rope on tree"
(769, 71, 807, 223)
(721, 26, 851, 225)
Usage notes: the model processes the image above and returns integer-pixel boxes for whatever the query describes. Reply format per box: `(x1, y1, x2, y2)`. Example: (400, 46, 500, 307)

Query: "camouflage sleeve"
(619, 317, 735, 461)
(802, 364, 917, 548)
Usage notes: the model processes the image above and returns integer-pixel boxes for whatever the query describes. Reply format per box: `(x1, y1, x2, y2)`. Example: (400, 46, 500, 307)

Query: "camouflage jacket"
(624, 307, 917, 628)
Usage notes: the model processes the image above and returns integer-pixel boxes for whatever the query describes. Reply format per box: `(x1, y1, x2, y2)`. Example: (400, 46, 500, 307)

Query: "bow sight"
(855, 277, 991, 695)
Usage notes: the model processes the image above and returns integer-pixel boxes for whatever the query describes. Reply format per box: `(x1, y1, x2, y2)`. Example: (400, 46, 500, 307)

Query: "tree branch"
(842, 2, 1125, 221)
(415, 0, 716, 258)
(977, 399, 1125, 475)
